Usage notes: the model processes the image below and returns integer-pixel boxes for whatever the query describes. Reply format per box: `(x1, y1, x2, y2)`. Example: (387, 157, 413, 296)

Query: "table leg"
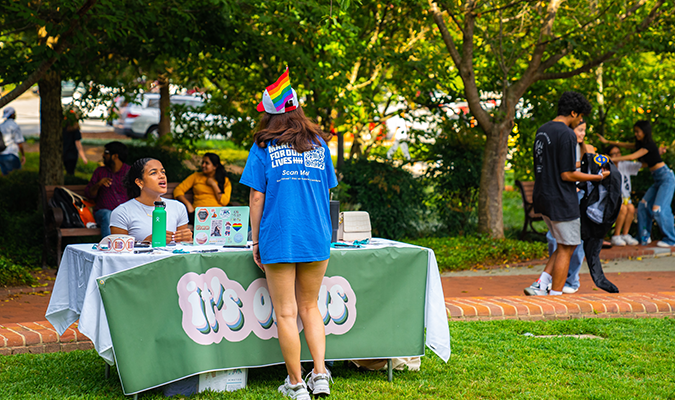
(387, 359, 393, 382)
(133, 395, 138, 400)
(105, 364, 110, 379)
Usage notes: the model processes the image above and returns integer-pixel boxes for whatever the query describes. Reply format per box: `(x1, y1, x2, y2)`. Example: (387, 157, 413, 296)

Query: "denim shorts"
(0, 154, 21, 175)
(542, 216, 581, 246)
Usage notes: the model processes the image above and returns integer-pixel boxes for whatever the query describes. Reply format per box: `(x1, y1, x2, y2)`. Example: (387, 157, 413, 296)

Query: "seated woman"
(605, 145, 641, 246)
(110, 158, 192, 243)
(173, 152, 232, 223)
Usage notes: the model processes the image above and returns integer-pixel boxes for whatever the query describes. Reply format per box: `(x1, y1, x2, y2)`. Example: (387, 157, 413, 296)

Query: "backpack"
(50, 187, 95, 228)
(579, 153, 622, 240)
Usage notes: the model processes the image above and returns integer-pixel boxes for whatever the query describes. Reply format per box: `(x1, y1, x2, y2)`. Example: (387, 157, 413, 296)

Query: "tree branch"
(509, 0, 562, 99)
(0, 0, 98, 109)
(621, 0, 647, 20)
(537, 0, 665, 81)
(479, 0, 537, 15)
(428, 0, 462, 68)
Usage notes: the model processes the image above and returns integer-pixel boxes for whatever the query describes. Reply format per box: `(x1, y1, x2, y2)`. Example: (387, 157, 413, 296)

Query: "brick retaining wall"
(0, 322, 92, 356)
(2, 293, 674, 356)
(446, 292, 675, 321)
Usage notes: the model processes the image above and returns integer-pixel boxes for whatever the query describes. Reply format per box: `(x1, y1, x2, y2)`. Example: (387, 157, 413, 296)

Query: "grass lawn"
(1, 318, 673, 399)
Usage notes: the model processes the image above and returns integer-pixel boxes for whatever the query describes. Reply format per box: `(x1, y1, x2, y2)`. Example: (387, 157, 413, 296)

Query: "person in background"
(604, 145, 641, 246)
(526, 91, 609, 297)
(62, 107, 88, 175)
(110, 158, 192, 243)
(386, 114, 411, 161)
(598, 120, 675, 247)
(240, 67, 337, 400)
(537, 119, 589, 294)
(85, 141, 131, 237)
(0, 107, 26, 175)
(173, 152, 231, 224)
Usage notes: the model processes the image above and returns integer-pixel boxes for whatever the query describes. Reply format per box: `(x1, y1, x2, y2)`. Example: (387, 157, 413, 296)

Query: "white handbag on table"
(337, 211, 372, 241)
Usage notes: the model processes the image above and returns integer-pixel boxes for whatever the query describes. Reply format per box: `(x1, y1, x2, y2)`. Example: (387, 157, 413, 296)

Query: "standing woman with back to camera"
(598, 120, 675, 247)
(240, 68, 337, 400)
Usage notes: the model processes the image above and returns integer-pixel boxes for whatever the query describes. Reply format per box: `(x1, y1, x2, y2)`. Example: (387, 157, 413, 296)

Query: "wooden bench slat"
(515, 180, 545, 240)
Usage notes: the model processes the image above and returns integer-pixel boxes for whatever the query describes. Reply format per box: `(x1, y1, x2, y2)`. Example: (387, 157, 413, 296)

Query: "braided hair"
(123, 158, 156, 199)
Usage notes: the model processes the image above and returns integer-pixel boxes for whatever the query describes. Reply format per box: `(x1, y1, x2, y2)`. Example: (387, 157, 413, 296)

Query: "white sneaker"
(524, 280, 548, 296)
(656, 241, 674, 248)
(562, 285, 579, 294)
(279, 376, 310, 400)
(611, 236, 626, 246)
(621, 235, 639, 246)
(305, 368, 332, 397)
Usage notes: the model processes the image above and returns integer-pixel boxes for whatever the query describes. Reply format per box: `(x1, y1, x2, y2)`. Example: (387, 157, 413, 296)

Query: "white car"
(113, 93, 207, 139)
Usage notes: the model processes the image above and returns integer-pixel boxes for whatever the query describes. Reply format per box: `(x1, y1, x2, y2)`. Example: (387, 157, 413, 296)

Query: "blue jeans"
(95, 209, 112, 238)
(0, 154, 21, 175)
(638, 165, 675, 245)
(546, 231, 583, 290)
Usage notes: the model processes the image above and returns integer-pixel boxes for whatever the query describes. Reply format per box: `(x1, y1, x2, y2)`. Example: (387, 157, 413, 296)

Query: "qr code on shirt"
(304, 147, 325, 170)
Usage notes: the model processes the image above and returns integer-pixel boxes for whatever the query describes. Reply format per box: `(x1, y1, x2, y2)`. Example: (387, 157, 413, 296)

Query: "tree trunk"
(38, 69, 63, 186)
(477, 121, 512, 238)
(337, 131, 344, 169)
(595, 64, 606, 137)
(158, 74, 171, 137)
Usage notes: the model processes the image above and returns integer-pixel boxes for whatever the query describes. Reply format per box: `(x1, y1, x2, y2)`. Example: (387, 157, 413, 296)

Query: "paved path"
(2, 94, 111, 137)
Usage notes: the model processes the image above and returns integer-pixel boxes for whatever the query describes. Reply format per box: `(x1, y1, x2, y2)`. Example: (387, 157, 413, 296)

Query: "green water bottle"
(152, 201, 167, 248)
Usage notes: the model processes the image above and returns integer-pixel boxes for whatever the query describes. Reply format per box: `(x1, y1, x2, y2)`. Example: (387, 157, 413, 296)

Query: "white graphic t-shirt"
(617, 161, 642, 200)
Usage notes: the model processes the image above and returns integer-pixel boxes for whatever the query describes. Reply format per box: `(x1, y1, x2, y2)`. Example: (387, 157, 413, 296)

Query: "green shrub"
(337, 158, 426, 240)
(407, 235, 548, 271)
(422, 130, 484, 235)
(0, 170, 44, 278)
(0, 254, 36, 286)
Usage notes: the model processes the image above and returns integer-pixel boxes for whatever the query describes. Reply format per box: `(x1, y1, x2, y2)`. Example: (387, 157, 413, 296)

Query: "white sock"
(539, 272, 552, 288)
(549, 290, 563, 296)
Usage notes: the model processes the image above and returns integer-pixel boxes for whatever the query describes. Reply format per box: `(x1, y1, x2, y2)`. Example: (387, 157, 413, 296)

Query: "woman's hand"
(252, 243, 264, 273)
(167, 228, 193, 244)
(206, 177, 223, 199)
(596, 134, 609, 144)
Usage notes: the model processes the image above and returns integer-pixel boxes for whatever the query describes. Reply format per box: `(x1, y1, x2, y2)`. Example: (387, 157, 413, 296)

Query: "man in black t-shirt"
(525, 91, 609, 296)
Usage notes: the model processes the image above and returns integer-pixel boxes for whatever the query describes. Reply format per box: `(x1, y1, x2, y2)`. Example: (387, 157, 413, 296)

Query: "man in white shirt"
(0, 107, 26, 175)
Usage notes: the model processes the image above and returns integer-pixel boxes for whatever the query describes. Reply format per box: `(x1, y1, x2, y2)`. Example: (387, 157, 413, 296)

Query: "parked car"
(113, 93, 206, 139)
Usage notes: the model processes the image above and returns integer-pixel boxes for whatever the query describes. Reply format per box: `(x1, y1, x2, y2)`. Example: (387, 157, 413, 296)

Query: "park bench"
(515, 180, 545, 240)
(41, 182, 189, 268)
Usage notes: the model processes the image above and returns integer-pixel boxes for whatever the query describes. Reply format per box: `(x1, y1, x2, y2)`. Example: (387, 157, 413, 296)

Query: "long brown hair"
(254, 106, 331, 153)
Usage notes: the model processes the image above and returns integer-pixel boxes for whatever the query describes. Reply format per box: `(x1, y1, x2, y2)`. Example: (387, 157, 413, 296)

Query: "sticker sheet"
(193, 206, 250, 246)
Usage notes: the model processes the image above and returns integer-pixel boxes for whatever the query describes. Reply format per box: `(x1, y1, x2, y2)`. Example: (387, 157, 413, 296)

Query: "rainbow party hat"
(256, 67, 299, 114)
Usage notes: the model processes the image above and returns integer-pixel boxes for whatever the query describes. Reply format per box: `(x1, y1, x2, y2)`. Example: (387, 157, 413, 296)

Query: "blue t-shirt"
(240, 137, 338, 264)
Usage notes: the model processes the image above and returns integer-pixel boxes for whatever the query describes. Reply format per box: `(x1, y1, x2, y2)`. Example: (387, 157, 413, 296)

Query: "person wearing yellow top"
(174, 153, 232, 223)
